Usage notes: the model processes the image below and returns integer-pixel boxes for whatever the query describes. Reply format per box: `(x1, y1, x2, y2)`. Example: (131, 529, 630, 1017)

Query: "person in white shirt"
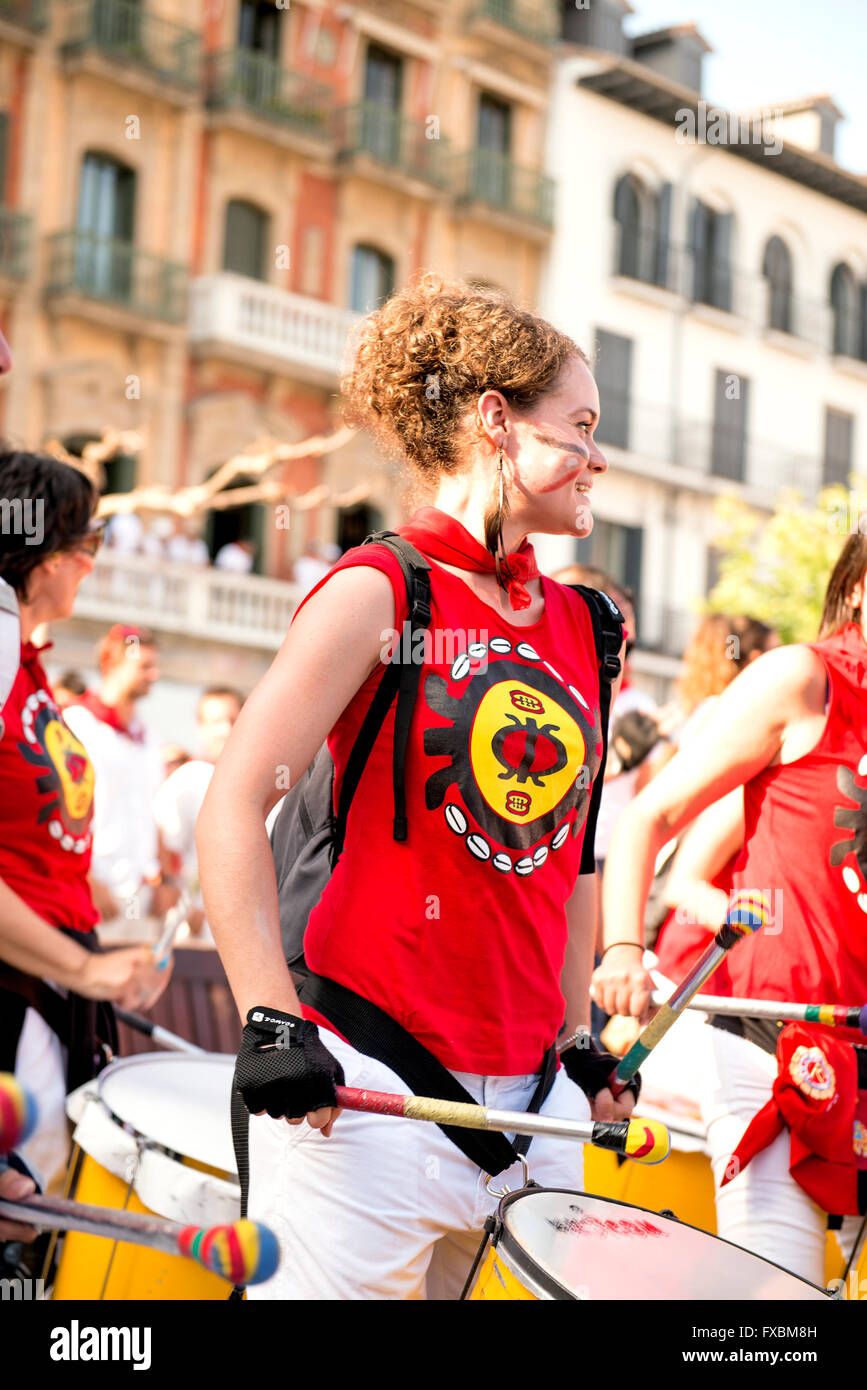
(64, 625, 167, 924)
(214, 539, 255, 573)
(0, 576, 20, 723)
(153, 686, 243, 941)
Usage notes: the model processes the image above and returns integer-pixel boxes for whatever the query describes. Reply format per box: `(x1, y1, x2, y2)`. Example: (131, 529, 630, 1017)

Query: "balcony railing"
(207, 49, 332, 138)
(335, 103, 451, 187)
(0, 0, 49, 29)
(62, 0, 201, 88)
(189, 274, 361, 381)
(74, 551, 301, 651)
(469, 0, 559, 42)
(452, 148, 554, 226)
(45, 231, 188, 324)
(595, 392, 818, 497)
(0, 209, 32, 278)
(610, 222, 833, 350)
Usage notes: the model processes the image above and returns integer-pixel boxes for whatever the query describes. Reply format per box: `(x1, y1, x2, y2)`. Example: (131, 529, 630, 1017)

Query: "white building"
(535, 3, 867, 696)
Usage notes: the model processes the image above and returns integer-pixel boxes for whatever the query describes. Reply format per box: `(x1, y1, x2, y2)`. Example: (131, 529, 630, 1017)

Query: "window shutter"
(595, 328, 632, 450)
(711, 368, 748, 481)
(713, 211, 734, 312)
(654, 182, 672, 289)
(823, 408, 853, 487)
(0, 112, 8, 203)
(689, 198, 708, 301)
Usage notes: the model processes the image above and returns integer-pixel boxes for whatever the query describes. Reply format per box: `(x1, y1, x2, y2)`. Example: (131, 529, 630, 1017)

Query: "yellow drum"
(53, 1053, 239, 1301)
(465, 1188, 831, 1301)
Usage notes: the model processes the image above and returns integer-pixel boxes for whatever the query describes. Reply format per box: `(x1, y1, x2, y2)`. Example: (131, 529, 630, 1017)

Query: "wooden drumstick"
(609, 889, 769, 1097)
(334, 1086, 670, 1164)
(0, 1192, 279, 1286)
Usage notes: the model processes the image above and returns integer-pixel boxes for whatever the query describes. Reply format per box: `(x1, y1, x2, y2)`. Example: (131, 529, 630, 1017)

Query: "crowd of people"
(1, 277, 866, 1301)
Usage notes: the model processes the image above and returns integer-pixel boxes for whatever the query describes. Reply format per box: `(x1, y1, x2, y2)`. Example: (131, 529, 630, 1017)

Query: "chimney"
(562, 0, 633, 57)
(758, 96, 844, 159)
(630, 23, 711, 95)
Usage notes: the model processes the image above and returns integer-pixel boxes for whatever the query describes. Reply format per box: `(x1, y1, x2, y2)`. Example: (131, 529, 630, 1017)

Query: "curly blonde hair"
(341, 273, 585, 477)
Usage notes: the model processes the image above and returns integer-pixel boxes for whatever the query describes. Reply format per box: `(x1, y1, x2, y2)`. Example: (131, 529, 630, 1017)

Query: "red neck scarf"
(400, 507, 540, 612)
(72, 689, 145, 743)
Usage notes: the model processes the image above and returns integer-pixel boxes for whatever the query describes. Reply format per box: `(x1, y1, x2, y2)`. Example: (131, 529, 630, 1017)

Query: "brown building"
(1, 0, 558, 606)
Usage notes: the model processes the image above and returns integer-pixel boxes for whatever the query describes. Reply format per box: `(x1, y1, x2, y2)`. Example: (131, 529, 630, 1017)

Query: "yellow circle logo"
(470, 680, 586, 825)
(44, 717, 94, 824)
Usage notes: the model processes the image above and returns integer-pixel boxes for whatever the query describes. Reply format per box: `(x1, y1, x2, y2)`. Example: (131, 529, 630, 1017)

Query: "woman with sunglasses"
(0, 447, 169, 1184)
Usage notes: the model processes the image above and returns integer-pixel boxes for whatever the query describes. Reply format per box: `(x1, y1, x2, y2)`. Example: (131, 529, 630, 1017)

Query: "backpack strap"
(569, 586, 625, 874)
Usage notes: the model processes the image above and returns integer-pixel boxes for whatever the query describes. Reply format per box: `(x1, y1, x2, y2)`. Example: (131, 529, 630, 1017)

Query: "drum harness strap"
(228, 977, 558, 1300)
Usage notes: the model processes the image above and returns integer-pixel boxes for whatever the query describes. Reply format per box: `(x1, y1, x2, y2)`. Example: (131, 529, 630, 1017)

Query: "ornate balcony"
(45, 231, 188, 325)
(61, 0, 202, 93)
(0, 209, 32, 280)
(335, 103, 451, 190)
(468, 0, 559, 44)
(452, 148, 554, 229)
(189, 274, 361, 385)
(0, 0, 49, 30)
(206, 49, 332, 143)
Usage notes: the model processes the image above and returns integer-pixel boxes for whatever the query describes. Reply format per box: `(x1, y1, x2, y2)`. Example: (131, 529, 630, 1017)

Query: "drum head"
(97, 1053, 236, 1171)
(500, 1190, 829, 1301)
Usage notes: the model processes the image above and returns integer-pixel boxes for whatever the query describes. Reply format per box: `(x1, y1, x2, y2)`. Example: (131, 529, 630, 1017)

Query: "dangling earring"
(497, 446, 504, 514)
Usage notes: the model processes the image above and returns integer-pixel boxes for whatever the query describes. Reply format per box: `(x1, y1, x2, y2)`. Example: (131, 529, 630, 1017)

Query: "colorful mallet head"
(177, 1218, 279, 1286)
(0, 1074, 37, 1155)
(623, 1117, 670, 1165)
(726, 889, 770, 935)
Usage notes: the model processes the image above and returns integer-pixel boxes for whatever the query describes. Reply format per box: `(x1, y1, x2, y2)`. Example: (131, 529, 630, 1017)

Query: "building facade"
(536, 3, 867, 694)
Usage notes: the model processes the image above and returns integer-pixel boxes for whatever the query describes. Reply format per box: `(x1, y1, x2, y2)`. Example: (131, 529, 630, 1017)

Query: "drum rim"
(95, 1051, 236, 1172)
(495, 1186, 831, 1299)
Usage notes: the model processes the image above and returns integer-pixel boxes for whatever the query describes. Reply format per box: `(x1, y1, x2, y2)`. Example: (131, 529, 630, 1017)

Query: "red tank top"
(727, 623, 867, 1045)
(0, 642, 97, 933)
(296, 541, 604, 1073)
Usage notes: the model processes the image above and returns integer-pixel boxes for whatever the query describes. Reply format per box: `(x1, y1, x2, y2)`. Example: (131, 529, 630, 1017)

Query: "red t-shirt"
(727, 623, 867, 1045)
(296, 542, 604, 1073)
(0, 642, 97, 933)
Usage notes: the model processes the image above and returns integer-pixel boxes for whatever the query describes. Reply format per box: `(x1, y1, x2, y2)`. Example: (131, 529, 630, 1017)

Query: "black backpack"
(270, 530, 624, 973)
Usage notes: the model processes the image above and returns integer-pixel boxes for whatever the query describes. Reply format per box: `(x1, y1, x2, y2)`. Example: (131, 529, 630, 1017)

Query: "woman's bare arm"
(195, 565, 396, 1023)
(594, 642, 826, 1017)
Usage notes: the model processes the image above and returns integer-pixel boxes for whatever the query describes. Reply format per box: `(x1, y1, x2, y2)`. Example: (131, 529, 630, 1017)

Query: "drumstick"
(609, 889, 769, 1097)
(113, 1006, 206, 1055)
(0, 1074, 37, 1154)
(0, 1192, 279, 1286)
(649, 990, 867, 1034)
(152, 891, 191, 969)
(334, 1086, 670, 1164)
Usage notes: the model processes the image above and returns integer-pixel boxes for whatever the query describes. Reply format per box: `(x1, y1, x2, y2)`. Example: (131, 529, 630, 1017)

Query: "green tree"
(705, 480, 867, 644)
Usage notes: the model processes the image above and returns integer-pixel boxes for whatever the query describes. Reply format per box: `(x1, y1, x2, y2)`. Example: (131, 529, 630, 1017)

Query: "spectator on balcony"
(154, 686, 244, 943)
(64, 625, 174, 929)
(292, 539, 335, 598)
(215, 538, 256, 574)
(105, 511, 144, 555)
(141, 517, 173, 560)
(166, 519, 209, 568)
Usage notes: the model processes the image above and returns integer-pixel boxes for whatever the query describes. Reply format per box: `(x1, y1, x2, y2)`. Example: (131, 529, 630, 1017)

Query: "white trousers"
(247, 1031, 592, 1300)
(700, 1024, 862, 1287)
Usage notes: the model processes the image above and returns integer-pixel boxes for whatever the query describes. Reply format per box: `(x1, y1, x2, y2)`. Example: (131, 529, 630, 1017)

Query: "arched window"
(350, 244, 394, 313)
(223, 199, 269, 281)
(762, 236, 793, 333)
(830, 262, 860, 357)
(613, 173, 669, 287)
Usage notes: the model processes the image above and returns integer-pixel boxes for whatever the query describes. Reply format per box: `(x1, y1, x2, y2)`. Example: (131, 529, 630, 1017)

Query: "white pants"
(247, 1031, 592, 1300)
(700, 1024, 862, 1286)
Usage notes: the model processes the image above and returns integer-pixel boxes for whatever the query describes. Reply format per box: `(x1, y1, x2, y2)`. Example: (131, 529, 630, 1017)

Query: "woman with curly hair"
(196, 275, 636, 1299)
(593, 532, 867, 1286)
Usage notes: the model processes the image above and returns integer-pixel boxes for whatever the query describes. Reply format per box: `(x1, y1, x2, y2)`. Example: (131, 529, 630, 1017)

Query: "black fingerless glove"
(560, 1035, 641, 1103)
(234, 1007, 345, 1119)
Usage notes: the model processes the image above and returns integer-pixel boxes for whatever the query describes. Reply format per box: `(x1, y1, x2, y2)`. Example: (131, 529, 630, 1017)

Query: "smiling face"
(480, 355, 608, 541)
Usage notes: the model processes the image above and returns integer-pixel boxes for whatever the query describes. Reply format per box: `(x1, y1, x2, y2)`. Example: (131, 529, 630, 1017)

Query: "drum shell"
(54, 1053, 240, 1302)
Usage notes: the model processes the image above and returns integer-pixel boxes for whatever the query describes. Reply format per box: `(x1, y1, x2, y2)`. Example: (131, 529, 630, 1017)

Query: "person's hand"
(600, 1013, 641, 1057)
(0, 1168, 38, 1243)
(560, 1037, 639, 1123)
(76, 947, 172, 1011)
(234, 1008, 344, 1138)
(590, 944, 654, 1020)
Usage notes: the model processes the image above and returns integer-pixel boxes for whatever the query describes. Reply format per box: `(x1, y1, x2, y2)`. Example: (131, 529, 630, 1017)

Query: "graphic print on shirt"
(18, 690, 93, 854)
(422, 638, 600, 874)
(830, 755, 867, 913)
